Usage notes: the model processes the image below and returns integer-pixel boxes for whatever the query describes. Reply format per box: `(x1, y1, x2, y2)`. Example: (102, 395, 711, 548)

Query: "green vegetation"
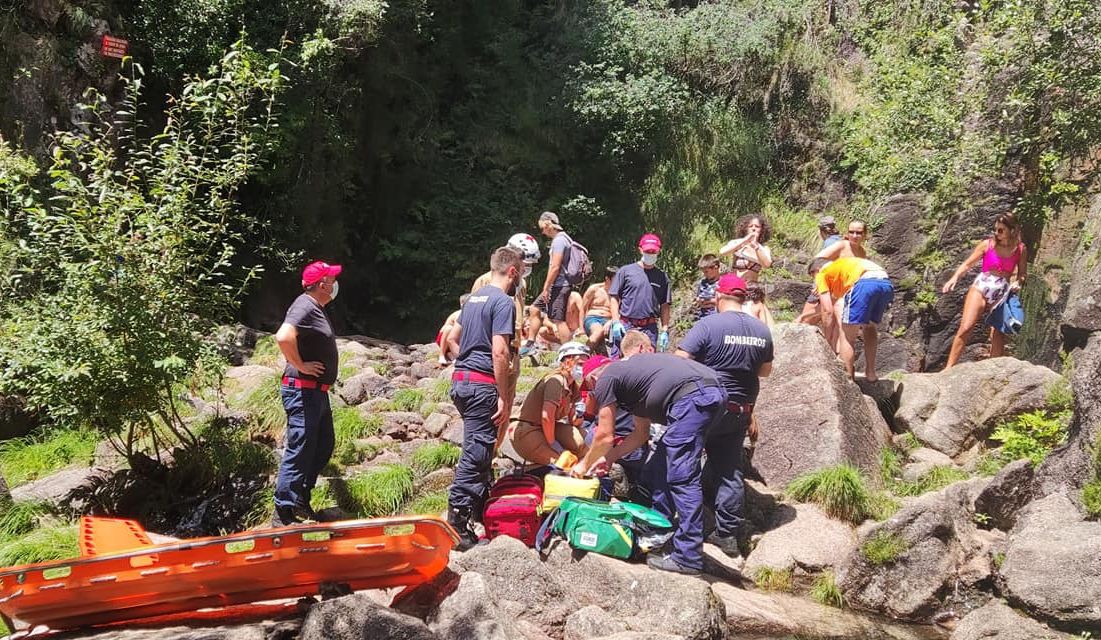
(1084, 433, 1101, 520)
(0, 42, 283, 462)
(403, 490, 448, 516)
(989, 409, 1070, 467)
(331, 406, 382, 466)
(235, 378, 285, 438)
(389, 389, 425, 413)
(411, 442, 461, 475)
(0, 428, 98, 487)
(752, 566, 794, 593)
(342, 464, 415, 517)
(0, 523, 79, 567)
(786, 464, 871, 524)
(867, 491, 901, 522)
(426, 378, 452, 404)
(810, 571, 845, 608)
(249, 336, 282, 368)
(861, 530, 909, 565)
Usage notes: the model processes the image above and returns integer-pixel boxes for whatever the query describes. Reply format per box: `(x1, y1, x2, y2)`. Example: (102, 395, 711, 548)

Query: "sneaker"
(646, 553, 701, 576)
(519, 340, 536, 357)
(705, 533, 742, 560)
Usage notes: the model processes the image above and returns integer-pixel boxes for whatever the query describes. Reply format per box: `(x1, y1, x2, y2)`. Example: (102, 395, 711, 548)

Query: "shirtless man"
(436, 294, 470, 364)
(581, 267, 617, 350)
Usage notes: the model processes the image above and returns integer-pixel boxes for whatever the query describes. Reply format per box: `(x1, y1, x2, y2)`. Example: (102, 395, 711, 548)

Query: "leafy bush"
(0, 429, 98, 487)
(785, 464, 871, 524)
(861, 530, 909, 565)
(343, 464, 415, 517)
(810, 571, 845, 608)
(412, 442, 461, 475)
(0, 41, 285, 461)
(990, 410, 1070, 466)
(752, 566, 794, 592)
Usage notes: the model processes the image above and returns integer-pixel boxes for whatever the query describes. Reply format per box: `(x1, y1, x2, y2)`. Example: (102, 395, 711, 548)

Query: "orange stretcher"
(0, 515, 457, 632)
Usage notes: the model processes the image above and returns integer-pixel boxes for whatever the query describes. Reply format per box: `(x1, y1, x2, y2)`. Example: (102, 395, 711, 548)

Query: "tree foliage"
(0, 41, 284, 456)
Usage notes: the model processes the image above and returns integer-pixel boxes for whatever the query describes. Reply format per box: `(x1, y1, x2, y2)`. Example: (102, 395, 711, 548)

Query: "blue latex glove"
(609, 321, 626, 343)
(657, 330, 669, 352)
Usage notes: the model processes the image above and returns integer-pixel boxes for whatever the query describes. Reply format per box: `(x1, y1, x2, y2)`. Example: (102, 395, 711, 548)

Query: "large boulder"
(10, 467, 106, 504)
(1035, 332, 1101, 496)
(837, 478, 996, 621)
(340, 371, 391, 406)
(300, 592, 435, 640)
(753, 323, 893, 488)
(743, 503, 856, 575)
(449, 535, 725, 640)
(894, 358, 1060, 458)
(1000, 493, 1101, 631)
(950, 599, 1074, 640)
(428, 571, 546, 640)
(1060, 196, 1101, 335)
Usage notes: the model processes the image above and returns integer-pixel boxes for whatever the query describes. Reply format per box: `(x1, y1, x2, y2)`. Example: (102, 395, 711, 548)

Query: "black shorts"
(535, 284, 571, 321)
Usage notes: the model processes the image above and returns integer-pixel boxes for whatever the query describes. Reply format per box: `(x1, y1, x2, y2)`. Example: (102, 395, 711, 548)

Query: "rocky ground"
(4, 313, 1099, 640)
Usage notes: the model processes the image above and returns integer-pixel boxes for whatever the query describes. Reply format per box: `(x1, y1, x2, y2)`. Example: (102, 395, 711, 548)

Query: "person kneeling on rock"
(574, 353, 727, 575)
(509, 342, 591, 465)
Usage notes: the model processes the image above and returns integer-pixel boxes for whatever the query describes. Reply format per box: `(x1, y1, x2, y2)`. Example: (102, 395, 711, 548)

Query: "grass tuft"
(403, 489, 448, 515)
(867, 491, 901, 521)
(343, 464, 415, 517)
(234, 377, 285, 438)
(0, 428, 98, 487)
(0, 522, 79, 567)
(752, 566, 794, 592)
(389, 389, 425, 412)
(426, 378, 451, 403)
(411, 442, 461, 475)
(810, 571, 845, 608)
(785, 464, 871, 524)
(249, 335, 282, 367)
(860, 530, 909, 565)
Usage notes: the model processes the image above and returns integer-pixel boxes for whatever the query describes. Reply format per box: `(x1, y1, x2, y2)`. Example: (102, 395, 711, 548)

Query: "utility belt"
(669, 380, 721, 407)
(281, 376, 331, 393)
(621, 316, 658, 327)
(452, 370, 496, 385)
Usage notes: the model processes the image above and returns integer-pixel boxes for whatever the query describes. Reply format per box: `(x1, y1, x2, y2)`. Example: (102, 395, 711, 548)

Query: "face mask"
(641, 253, 658, 266)
(329, 281, 340, 299)
(523, 265, 532, 278)
(571, 364, 584, 383)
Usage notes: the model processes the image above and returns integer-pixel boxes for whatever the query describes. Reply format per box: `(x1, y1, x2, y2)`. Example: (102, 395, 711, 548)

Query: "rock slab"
(951, 599, 1074, 640)
(754, 323, 893, 487)
(300, 592, 434, 640)
(744, 503, 856, 575)
(894, 358, 1060, 458)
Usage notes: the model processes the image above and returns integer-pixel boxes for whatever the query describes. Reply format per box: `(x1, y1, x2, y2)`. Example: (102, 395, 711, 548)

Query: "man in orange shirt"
(808, 256, 894, 382)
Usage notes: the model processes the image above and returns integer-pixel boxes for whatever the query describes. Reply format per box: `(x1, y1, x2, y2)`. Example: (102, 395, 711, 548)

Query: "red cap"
(639, 233, 662, 252)
(582, 355, 612, 380)
(302, 261, 343, 287)
(717, 273, 747, 296)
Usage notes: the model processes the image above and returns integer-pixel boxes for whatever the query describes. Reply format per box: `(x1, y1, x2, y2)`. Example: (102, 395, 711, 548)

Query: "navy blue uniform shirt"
(455, 284, 515, 376)
(591, 353, 721, 422)
(609, 262, 671, 320)
(282, 293, 339, 385)
(679, 310, 773, 403)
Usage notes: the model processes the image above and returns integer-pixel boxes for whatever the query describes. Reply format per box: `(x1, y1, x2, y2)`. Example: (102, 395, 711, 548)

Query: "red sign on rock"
(101, 35, 129, 59)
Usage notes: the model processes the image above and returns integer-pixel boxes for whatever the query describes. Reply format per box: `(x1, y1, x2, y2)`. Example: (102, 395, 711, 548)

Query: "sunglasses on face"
(848, 230, 865, 236)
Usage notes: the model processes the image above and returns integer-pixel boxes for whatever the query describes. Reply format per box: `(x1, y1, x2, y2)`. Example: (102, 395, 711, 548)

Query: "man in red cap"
(676, 273, 773, 560)
(607, 233, 672, 356)
(272, 260, 342, 526)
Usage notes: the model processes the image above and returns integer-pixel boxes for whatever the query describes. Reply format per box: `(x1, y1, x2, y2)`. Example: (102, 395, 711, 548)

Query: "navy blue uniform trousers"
(703, 412, 749, 538)
(448, 380, 499, 515)
(275, 386, 335, 511)
(649, 384, 726, 570)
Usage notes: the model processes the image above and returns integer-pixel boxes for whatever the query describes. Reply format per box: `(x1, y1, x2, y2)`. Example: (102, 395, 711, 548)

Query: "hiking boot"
(705, 533, 742, 560)
(272, 506, 301, 528)
(646, 553, 701, 576)
(447, 507, 480, 552)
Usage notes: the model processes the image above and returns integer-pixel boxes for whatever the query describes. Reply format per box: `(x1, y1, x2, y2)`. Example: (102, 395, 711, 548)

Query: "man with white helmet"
(508, 341, 591, 465)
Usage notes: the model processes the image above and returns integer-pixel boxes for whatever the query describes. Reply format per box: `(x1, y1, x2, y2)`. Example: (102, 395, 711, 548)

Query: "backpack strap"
(535, 506, 562, 555)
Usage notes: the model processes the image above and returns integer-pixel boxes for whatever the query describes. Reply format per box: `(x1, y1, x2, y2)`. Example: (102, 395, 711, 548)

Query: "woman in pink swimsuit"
(941, 213, 1028, 369)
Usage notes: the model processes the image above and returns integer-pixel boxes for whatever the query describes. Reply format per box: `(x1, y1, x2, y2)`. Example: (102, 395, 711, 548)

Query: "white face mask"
(571, 364, 584, 383)
(523, 264, 532, 278)
(329, 281, 339, 299)
(640, 253, 658, 266)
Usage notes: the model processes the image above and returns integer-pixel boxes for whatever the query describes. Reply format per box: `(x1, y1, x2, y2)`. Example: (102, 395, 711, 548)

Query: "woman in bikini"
(941, 213, 1027, 369)
(719, 214, 774, 325)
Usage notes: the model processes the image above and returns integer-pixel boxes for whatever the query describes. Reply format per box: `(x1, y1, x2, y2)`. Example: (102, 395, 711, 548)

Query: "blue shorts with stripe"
(841, 278, 894, 325)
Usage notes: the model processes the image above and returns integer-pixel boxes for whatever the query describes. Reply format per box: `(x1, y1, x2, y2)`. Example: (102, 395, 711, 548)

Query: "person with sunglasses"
(814, 220, 869, 261)
(941, 213, 1028, 368)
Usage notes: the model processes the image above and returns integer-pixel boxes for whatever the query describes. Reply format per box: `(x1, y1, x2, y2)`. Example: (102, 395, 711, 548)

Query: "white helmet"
(508, 233, 541, 264)
(556, 341, 591, 364)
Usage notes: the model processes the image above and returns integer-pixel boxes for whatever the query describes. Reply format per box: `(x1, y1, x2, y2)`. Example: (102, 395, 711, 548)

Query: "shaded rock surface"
(950, 599, 1074, 640)
(1000, 493, 1101, 631)
(838, 478, 995, 621)
(973, 459, 1034, 531)
(1035, 332, 1101, 496)
(754, 323, 893, 487)
(894, 358, 1059, 458)
(1060, 198, 1101, 335)
(744, 502, 856, 575)
(48, 620, 301, 640)
(299, 593, 434, 640)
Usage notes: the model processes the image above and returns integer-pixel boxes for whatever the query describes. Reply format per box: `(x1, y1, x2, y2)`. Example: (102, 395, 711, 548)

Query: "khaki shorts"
(510, 419, 587, 465)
